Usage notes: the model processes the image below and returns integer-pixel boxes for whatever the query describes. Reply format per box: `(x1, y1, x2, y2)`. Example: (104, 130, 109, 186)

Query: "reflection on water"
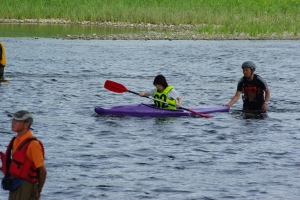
(0, 23, 144, 38)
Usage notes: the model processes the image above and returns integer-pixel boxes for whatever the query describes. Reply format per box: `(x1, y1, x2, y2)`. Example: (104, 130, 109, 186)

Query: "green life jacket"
(153, 86, 176, 110)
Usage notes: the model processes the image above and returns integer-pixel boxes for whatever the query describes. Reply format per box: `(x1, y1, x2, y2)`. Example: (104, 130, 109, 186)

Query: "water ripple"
(0, 39, 299, 199)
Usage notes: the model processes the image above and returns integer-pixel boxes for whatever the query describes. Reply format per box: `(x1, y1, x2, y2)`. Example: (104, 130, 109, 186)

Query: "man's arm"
(224, 91, 241, 107)
(264, 88, 270, 103)
(262, 87, 270, 111)
(37, 165, 47, 196)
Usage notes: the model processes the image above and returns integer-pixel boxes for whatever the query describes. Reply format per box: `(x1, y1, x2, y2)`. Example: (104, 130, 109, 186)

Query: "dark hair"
(153, 75, 168, 88)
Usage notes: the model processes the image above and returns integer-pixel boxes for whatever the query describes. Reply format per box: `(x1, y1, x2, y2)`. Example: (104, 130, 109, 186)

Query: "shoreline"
(1, 19, 299, 40)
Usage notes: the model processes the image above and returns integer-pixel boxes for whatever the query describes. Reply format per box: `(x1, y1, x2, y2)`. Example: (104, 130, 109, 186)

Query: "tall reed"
(0, 0, 299, 36)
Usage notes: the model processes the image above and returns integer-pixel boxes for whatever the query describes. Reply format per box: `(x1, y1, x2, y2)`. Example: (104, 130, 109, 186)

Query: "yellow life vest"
(0, 42, 6, 67)
(153, 86, 177, 110)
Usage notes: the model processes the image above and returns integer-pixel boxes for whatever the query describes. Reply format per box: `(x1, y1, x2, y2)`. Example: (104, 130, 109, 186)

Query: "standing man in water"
(0, 110, 47, 200)
(0, 41, 6, 81)
(224, 61, 270, 112)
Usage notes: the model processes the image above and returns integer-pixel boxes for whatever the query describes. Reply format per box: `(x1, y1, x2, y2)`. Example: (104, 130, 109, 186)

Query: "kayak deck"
(95, 104, 229, 117)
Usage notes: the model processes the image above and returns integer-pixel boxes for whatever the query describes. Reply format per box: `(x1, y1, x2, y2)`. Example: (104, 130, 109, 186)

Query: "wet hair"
(153, 75, 168, 88)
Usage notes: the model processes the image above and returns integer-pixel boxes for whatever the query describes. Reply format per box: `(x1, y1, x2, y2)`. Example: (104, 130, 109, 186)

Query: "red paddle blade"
(104, 80, 129, 93)
(199, 113, 212, 118)
(186, 109, 212, 118)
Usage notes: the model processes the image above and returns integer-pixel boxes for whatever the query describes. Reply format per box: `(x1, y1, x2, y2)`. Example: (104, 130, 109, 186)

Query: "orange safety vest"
(1, 137, 44, 183)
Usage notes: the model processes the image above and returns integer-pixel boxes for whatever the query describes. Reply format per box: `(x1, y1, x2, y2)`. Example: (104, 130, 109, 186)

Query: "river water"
(0, 38, 299, 200)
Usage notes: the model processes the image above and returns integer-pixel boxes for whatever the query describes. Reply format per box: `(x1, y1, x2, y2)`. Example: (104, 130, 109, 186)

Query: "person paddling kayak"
(139, 75, 183, 110)
(224, 61, 270, 112)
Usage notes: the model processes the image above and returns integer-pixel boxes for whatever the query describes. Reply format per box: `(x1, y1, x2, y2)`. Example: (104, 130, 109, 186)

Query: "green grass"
(0, 0, 299, 36)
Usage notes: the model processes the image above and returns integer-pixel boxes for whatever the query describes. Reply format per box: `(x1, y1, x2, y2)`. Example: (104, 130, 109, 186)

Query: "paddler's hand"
(139, 92, 150, 97)
(139, 92, 145, 97)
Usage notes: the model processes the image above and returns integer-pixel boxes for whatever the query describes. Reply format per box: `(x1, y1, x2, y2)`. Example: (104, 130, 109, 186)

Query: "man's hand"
(262, 103, 268, 111)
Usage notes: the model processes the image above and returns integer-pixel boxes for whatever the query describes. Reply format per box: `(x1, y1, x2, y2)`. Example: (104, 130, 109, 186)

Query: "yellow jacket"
(153, 86, 177, 110)
(0, 42, 6, 67)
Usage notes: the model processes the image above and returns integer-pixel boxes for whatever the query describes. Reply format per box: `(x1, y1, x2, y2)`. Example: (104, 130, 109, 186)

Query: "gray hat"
(8, 110, 33, 124)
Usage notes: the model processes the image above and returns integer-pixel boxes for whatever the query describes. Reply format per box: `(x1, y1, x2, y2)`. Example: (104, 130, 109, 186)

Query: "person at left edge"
(0, 41, 6, 80)
(139, 74, 183, 109)
(0, 110, 47, 200)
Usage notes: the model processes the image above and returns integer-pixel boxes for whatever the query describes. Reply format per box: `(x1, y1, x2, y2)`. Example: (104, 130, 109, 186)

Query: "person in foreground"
(139, 74, 183, 109)
(224, 61, 270, 112)
(0, 110, 47, 200)
(0, 41, 6, 81)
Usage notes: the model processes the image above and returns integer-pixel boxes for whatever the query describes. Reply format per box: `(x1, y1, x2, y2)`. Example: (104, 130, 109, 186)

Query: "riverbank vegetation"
(0, 0, 299, 37)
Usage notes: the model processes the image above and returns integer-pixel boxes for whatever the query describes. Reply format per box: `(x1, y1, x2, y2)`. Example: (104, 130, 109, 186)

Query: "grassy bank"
(0, 0, 299, 37)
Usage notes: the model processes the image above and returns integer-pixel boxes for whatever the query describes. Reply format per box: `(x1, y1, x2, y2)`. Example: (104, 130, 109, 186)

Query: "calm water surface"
(0, 38, 299, 200)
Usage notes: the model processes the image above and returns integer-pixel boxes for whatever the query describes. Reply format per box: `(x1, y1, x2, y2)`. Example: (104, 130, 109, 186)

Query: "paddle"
(104, 80, 212, 118)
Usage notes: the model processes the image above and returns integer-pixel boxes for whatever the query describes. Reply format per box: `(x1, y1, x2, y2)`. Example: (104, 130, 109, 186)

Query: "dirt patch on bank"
(1, 18, 299, 40)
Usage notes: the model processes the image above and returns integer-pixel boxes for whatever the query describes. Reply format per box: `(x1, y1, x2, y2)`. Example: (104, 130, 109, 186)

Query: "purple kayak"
(94, 104, 229, 117)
